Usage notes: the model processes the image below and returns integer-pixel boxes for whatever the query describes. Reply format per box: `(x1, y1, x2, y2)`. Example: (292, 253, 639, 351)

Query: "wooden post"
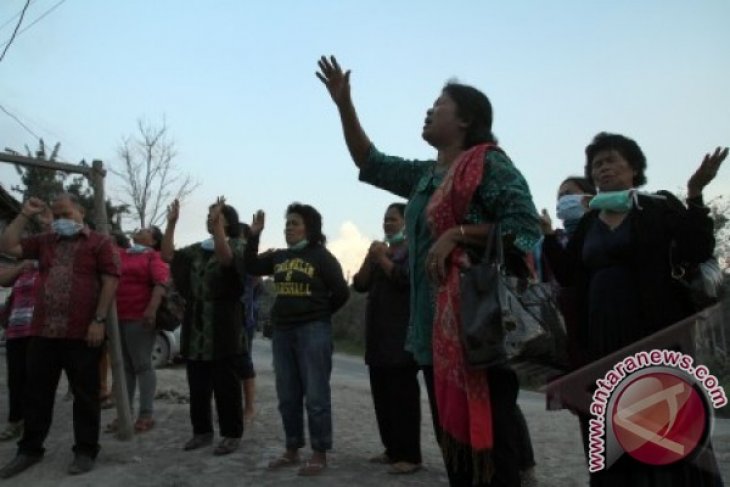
(90, 160, 134, 440)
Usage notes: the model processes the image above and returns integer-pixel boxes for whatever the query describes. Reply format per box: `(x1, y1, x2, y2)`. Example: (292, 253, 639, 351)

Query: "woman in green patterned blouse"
(317, 56, 540, 487)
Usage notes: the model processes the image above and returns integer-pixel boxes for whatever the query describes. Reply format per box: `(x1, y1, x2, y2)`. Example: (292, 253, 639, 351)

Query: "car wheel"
(151, 332, 171, 369)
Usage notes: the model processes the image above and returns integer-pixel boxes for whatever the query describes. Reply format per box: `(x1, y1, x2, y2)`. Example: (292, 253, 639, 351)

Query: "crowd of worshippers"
(0, 55, 726, 487)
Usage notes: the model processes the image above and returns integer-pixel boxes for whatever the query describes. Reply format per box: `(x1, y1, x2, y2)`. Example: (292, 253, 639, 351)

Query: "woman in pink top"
(114, 226, 169, 433)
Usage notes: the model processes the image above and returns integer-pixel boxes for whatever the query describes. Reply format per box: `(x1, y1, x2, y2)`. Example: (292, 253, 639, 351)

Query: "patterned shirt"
(21, 229, 121, 340)
(359, 144, 540, 365)
(5, 266, 39, 340)
(172, 239, 246, 361)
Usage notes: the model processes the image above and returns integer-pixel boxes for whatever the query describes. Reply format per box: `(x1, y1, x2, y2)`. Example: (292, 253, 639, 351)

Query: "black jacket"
(543, 192, 714, 367)
(352, 246, 414, 367)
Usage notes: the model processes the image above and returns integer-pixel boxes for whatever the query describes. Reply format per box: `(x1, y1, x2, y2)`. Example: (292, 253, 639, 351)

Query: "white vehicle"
(151, 328, 181, 368)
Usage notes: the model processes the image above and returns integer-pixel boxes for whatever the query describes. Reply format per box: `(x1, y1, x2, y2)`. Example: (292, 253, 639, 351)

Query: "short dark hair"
(442, 82, 497, 149)
(52, 192, 85, 214)
(149, 225, 163, 251)
(584, 132, 647, 187)
(286, 202, 326, 247)
(209, 203, 241, 238)
(111, 230, 130, 249)
(386, 202, 406, 217)
(560, 176, 596, 195)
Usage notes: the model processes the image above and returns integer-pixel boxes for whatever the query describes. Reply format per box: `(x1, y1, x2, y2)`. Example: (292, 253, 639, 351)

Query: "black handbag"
(459, 225, 559, 368)
(155, 283, 185, 332)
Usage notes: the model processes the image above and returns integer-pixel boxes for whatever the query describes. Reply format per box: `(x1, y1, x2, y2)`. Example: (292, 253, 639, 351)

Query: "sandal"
(388, 462, 422, 475)
(298, 460, 327, 477)
(134, 417, 155, 433)
(0, 421, 23, 441)
(268, 454, 300, 469)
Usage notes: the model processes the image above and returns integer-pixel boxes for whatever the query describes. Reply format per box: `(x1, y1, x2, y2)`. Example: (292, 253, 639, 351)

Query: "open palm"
(316, 55, 351, 106)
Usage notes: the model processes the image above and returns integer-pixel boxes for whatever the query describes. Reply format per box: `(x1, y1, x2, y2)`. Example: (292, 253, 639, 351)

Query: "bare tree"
(112, 119, 198, 228)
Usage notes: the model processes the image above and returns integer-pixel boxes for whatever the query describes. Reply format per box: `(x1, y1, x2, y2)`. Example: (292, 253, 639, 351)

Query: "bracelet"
(459, 225, 466, 238)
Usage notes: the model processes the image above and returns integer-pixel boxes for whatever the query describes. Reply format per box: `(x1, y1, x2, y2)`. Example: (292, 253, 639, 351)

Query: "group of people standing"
(316, 54, 726, 487)
(0, 53, 726, 487)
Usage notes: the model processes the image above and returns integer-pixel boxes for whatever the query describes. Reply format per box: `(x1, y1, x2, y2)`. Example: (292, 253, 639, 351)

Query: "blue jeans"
(272, 320, 333, 452)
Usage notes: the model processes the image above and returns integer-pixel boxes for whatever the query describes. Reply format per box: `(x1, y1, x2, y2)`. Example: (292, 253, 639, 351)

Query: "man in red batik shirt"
(0, 194, 119, 479)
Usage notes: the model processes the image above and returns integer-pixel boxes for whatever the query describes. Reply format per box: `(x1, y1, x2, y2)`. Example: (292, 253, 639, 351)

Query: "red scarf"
(426, 143, 496, 482)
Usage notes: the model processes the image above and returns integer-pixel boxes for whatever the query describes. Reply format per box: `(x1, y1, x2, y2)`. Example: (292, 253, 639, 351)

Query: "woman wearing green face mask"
(352, 203, 422, 475)
(244, 203, 349, 477)
(544, 132, 727, 486)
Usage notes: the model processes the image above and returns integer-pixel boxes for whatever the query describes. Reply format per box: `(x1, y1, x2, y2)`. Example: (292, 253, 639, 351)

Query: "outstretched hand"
(209, 196, 226, 229)
(167, 199, 180, 225)
(250, 210, 265, 237)
(688, 147, 728, 198)
(316, 55, 351, 107)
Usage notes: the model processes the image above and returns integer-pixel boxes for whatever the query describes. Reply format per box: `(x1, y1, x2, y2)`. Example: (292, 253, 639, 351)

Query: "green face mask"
(288, 239, 309, 251)
(384, 229, 405, 246)
(588, 189, 635, 212)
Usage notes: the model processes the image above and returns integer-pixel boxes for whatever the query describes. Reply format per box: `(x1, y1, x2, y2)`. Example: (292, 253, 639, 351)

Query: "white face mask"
(200, 238, 215, 251)
(52, 218, 83, 237)
(556, 194, 588, 222)
(127, 243, 150, 254)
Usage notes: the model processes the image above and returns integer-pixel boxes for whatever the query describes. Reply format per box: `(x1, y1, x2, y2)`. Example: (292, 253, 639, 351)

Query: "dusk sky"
(1, 0, 728, 275)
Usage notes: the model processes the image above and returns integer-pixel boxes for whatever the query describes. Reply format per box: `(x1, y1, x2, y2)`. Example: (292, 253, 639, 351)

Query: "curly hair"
(584, 132, 647, 187)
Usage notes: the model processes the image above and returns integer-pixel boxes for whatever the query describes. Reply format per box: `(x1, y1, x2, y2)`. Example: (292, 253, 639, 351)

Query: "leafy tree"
(9, 140, 128, 230)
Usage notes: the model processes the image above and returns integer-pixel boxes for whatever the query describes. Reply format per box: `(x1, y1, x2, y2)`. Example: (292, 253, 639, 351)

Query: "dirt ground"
(0, 338, 727, 486)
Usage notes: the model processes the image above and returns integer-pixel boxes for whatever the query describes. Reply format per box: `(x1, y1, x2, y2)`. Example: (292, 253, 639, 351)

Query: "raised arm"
(0, 197, 46, 258)
(316, 55, 371, 168)
(243, 210, 275, 276)
(674, 147, 728, 262)
(209, 196, 234, 266)
(161, 199, 179, 263)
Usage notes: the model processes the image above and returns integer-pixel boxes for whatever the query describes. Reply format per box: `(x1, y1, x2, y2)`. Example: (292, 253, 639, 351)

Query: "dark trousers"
(18, 337, 103, 458)
(5, 337, 30, 423)
(369, 365, 422, 464)
(186, 356, 243, 439)
(422, 365, 527, 487)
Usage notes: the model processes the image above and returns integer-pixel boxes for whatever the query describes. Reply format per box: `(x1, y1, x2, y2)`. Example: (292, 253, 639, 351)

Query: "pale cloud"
(328, 221, 373, 281)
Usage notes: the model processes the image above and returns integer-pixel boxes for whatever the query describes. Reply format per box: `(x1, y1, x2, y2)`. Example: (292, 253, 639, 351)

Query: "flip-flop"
(268, 455, 300, 469)
(298, 460, 327, 477)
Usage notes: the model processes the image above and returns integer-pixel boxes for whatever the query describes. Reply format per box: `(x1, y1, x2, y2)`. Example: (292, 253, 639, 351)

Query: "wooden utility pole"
(90, 159, 134, 440)
(0, 152, 134, 440)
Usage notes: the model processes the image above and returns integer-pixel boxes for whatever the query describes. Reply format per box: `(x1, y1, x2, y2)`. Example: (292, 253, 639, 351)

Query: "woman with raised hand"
(317, 55, 540, 487)
(245, 203, 349, 477)
(543, 133, 726, 486)
(161, 197, 249, 456)
(109, 226, 168, 434)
